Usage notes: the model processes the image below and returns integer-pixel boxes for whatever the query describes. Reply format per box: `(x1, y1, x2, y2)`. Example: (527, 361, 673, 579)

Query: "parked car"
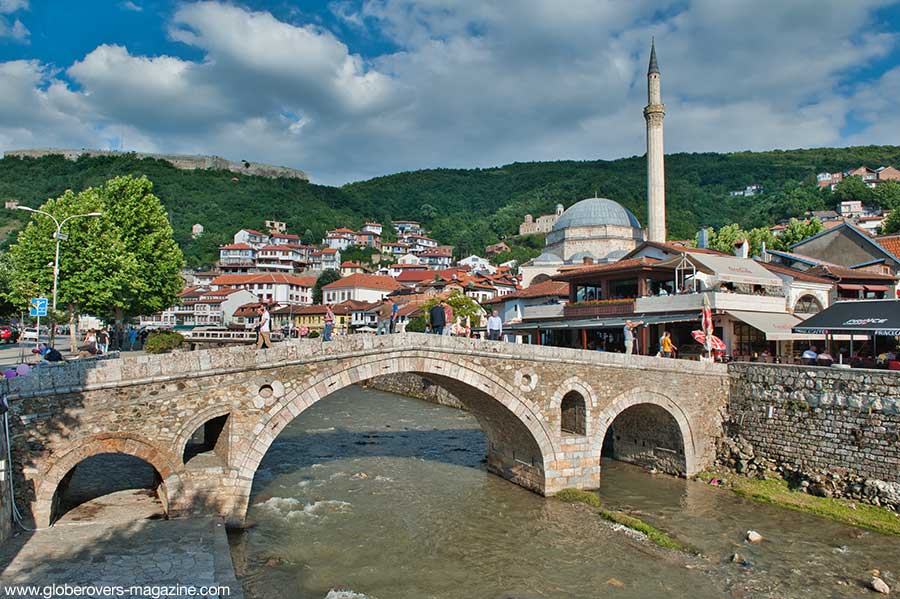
(0, 325, 18, 344)
(20, 327, 40, 342)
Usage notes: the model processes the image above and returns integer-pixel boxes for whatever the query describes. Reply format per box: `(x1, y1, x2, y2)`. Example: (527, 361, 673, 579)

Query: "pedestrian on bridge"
(487, 310, 503, 341)
(623, 319, 643, 355)
(256, 305, 272, 349)
(377, 299, 394, 335)
(323, 305, 335, 341)
(429, 300, 446, 335)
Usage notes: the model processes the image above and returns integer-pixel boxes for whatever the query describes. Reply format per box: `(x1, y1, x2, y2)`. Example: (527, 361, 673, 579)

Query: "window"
(561, 391, 586, 435)
(794, 295, 822, 314)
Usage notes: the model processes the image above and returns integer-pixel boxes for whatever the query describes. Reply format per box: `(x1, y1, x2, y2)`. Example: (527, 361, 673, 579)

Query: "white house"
(398, 253, 422, 265)
(210, 273, 317, 305)
(457, 255, 496, 274)
(233, 229, 269, 248)
(322, 273, 402, 304)
(419, 250, 453, 269)
(324, 228, 358, 251)
(321, 248, 341, 271)
(361, 222, 383, 236)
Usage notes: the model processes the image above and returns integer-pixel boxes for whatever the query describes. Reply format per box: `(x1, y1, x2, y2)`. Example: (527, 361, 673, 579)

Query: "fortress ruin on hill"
(4, 149, 308, 180)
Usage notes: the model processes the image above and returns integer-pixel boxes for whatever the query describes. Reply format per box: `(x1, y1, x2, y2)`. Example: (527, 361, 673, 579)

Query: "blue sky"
(0, 1, 898, 185)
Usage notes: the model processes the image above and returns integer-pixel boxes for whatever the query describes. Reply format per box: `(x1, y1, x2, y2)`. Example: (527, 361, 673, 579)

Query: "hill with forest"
(1, 146, 899, 268)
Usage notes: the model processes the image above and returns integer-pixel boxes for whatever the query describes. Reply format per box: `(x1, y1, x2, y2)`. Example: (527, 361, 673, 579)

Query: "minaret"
(644, 39, 666, 242)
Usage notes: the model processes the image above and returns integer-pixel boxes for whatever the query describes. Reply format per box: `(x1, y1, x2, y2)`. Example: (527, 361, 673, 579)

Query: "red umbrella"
(691, 330, 726, 351)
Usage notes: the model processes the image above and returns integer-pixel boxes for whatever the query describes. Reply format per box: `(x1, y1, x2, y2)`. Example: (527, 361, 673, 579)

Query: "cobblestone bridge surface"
(3, 333, 729, 528)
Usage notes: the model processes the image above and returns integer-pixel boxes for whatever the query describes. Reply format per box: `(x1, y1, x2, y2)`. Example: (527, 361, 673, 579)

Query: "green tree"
(100, 176, 184, 322)
(873, 180, 900, 210)
(8, 176, 183, 341)
(303, 228, 314, 244)
(883, 209, 900, 235)
(423, 291, 484, 327)
(703, 224, 746, 254)
(833, 175, 874, 202)
(772, 218, 824, 250)
(313, 269, 342, 304)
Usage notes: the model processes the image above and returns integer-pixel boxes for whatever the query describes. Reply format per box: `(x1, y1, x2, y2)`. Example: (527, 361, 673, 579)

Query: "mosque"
(520, 41, 667, 287)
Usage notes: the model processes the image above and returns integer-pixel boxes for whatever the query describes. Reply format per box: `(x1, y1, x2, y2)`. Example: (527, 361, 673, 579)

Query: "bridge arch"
(32, 433, 184, 527)
(228, 353, 558, 525)
(595, 387, 698, 476)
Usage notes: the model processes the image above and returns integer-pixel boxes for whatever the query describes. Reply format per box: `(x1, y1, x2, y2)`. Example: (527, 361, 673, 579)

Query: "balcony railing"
(563, 299, 635, 318)
(635, 291, 786, 313)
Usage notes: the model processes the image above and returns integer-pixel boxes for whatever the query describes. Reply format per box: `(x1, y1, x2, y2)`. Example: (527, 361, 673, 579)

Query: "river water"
(228, 386, 900, 599)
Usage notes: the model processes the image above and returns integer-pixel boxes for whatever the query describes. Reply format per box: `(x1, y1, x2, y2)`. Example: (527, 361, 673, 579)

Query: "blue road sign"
(30, 297, 48, 317)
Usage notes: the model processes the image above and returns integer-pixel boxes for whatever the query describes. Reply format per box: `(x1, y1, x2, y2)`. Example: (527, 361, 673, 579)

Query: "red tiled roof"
(877, 235, 900, 259)
(807, 265, 898, 281)
(341, 261, 362, 267)
(322, 273, 402, 291)
(322, 248, 338, 254)
(759, 262, 833, 284)
(553, 257, 662, 280)
(220, 243, 253, 250)
(329, 227, 359, 234)
(212, 273, 317, 287)
(272, 233, 300, 240)
(397, 270, 437, 283)
(482, 281, 568, 305)
(240, 229, 266, 236)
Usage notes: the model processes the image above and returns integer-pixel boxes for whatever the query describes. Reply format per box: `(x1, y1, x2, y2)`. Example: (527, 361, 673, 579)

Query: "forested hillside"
(1, 146, 899, 267)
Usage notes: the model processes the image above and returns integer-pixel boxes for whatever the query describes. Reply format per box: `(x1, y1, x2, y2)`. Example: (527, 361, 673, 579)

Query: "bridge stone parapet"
(3, 334, 729, 528)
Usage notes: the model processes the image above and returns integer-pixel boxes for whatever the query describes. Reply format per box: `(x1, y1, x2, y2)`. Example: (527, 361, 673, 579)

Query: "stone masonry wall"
(726, 363, 900, 509)
(364, 374, 466, 410)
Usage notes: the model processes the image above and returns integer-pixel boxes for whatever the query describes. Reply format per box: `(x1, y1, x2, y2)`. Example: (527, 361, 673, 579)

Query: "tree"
(833, 175, 874, 203)
(772, 218, 823, 250)
(8, 176, 183, 342)
(303, 228, 314, 244)
(313, 269, 342, 304)
(873, 180, 900, 210)
(883, 209, 900, 235)
(100, 176, 184, 321)
(423, 291, 484, 327)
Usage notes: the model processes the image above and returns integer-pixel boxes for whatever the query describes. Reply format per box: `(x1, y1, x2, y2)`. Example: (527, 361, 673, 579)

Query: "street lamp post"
(16, 206, 102, 312)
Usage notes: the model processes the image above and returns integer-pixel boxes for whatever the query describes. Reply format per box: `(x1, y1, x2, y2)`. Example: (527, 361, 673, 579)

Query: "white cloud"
(0, 0, 27, 13)
(0, 16, 27, 40)
(121, 1, 142, 12)
(0, 0, 896, 184)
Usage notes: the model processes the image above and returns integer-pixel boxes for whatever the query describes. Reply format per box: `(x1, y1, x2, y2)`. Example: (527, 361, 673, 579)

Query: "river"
(227, 385, 899, 599)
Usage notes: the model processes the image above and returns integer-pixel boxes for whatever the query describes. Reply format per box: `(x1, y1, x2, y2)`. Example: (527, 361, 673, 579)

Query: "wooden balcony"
(563, 299, 635, 318)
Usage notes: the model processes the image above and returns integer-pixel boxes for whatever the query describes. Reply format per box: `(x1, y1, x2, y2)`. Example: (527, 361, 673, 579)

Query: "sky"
(0, 1, 898, 186)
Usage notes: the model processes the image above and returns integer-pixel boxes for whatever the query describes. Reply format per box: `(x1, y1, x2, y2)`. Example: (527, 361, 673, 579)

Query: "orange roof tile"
(322, 273, 402, 291)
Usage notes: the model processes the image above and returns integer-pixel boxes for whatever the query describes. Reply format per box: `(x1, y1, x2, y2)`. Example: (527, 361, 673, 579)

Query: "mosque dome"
(551, 198, 641, 232)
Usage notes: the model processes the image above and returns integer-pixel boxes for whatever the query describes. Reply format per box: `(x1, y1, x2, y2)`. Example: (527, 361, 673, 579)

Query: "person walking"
(429, 300, 447, 335)
(377, 299, 393, 335)
(623, 319, 643, 355)
(97, 328, 109, 354)
(487, 310, 503, 341)
(323, 304, 335, 341)
(660, 331, 677, 358)
(128, 327, 137, 351)
(256, 305, 272, 349)
(442, 300, 454, 336)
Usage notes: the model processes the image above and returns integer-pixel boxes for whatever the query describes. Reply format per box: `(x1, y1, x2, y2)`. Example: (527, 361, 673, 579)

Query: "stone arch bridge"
(3, 334, 728, 528)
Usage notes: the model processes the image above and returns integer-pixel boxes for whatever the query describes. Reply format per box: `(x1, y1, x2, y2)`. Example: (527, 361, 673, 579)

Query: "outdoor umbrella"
(691, 330, 726, 351)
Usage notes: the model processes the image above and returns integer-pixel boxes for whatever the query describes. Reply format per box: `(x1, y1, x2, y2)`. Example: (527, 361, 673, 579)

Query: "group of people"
(426, 301, 505, 340)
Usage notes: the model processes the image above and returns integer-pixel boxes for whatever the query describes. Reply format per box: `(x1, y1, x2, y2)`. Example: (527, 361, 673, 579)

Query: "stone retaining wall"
(364, 374, 466, 410)
(725, 363, 900, 509)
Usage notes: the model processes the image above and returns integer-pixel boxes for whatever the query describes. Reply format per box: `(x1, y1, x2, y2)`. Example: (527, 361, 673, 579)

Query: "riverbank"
(698, 469, 900, 537)
(0, 517, 243, 598)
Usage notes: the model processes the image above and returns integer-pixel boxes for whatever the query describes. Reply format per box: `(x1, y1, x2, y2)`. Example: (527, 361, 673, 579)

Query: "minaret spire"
(644, 39, 666, 243)
(648, 37, 659, 75)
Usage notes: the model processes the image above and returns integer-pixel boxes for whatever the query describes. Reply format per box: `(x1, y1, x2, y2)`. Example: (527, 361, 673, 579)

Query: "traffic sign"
(30, 297, 48, 317)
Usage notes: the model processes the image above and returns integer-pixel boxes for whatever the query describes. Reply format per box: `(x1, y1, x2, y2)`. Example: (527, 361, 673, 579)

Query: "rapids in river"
(226, 386, 899, 599)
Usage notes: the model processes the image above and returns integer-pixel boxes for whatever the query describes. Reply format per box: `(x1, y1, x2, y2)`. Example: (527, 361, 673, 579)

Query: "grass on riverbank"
(554, 488, 696, 553)
(697, 470, 900, 537)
